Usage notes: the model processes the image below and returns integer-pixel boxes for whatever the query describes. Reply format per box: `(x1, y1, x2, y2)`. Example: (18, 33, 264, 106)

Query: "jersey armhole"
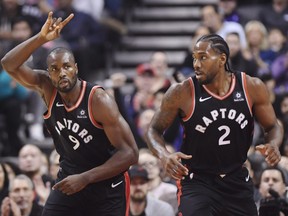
(182, 77, 195, 122)
(241, 72, 253, 116)
(43, 88, 57, 119)
(88, 86, 104, 129)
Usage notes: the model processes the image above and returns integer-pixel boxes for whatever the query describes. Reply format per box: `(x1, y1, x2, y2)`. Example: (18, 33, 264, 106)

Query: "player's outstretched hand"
(40, 11, 74, 41)
(256, 144, 281, 166)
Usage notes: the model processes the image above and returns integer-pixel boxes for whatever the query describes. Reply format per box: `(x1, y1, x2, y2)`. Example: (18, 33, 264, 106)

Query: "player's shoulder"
(244, 74, 268, 104)
(90, 85, 116, 107)
(244, 74, 265, 90)
(168, 77, 192, 93)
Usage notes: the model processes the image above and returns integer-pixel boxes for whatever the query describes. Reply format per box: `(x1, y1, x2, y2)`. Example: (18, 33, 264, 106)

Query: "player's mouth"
(59, 79, 69, 87)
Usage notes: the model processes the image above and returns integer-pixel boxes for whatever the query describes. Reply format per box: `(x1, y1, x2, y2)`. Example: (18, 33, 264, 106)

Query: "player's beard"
(198, 72, 215, 85)
(57, 75, 78, 93)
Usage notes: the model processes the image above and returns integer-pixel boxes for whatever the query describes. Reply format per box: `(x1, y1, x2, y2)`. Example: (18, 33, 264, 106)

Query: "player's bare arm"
(83, 88, 138, 183)
(246, 75, 282, 166)
(1, 12, 74, 104)
(146, 80, 192, 180)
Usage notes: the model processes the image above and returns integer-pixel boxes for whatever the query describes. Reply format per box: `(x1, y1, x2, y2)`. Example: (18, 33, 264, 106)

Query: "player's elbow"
(127, 146, 139, 166)
(1, 55, 14, 73)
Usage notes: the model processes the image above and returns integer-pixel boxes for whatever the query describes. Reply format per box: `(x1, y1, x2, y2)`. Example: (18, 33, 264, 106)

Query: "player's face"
(192, 41, 223, 85)
(47, 52, 78, 93)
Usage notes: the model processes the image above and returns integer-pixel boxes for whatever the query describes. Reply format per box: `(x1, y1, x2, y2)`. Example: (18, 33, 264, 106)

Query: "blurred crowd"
(1, 0, 288, 215)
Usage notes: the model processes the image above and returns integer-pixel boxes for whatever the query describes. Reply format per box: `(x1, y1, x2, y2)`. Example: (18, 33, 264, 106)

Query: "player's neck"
(59, 79, 82, 108)
(204, 71, 233, 97)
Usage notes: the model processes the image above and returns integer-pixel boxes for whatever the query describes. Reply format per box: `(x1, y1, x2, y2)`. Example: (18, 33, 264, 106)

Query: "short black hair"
(196, 34, 233, 72)
(47, 47, 75, 65)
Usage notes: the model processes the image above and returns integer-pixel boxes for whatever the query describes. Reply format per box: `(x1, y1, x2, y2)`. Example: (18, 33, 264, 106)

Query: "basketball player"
(1, 12, 138, 216)
(146, 34, 282, 216)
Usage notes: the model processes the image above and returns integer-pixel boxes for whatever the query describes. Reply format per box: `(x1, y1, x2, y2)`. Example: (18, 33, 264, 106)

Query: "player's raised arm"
(1, 12, 74, 92)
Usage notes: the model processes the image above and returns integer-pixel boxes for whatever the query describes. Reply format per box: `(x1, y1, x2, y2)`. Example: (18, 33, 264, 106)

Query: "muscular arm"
(146, 81, 191, 180)
(83, 89, 138, 183)
(247, 76, 283, 147)
(247, 75, 282, 166)
(1, 12, 73, 104)
(2, 33, 48, 86)
(146, 82, 183, 159)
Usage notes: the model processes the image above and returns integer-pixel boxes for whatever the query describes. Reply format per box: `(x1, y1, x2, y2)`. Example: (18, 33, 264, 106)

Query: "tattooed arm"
(146, 79, 192, 180)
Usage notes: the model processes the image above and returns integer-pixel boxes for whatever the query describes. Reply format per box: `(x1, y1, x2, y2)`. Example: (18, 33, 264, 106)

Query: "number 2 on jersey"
(218, 125, 231, 145)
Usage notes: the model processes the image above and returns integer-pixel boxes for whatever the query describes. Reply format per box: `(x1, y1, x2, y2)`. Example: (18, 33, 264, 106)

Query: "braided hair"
(196, 34, 233, 73)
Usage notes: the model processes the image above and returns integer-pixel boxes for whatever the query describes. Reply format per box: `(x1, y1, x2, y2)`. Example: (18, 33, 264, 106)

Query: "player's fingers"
(52, 181, 61, 190)
(61, 13, 74, 27)
(54, 17, 63, 27)
(44, 12, 53, 30)
(177, 152, 192, 159)
(47, 11, 53, 23)
(266, 153, 280, 166)
(170, 170, 181, 180)
(255, 145, 266, 155)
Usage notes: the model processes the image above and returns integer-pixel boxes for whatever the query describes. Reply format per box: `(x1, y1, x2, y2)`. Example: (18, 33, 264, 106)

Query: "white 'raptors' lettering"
(195, 108, 248, 133)
(54, 117, 93, 144)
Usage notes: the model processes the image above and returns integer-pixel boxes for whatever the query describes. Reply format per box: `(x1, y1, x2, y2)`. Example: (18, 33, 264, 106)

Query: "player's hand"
(40, 11, 74, 41)
(161, 152, 192, 181)
(52, 174, 88, 195)
(256, 144, 281, 166)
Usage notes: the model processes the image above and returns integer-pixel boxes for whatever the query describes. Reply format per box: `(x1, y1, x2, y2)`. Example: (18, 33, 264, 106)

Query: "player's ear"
(75, 63, 78, 74)
(219, 53, 227, 66)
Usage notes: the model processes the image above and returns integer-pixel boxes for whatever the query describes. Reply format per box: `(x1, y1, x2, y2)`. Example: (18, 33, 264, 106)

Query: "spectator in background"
(0, 174, 43, 216)
(138, 149, 178, 214)
(245, 20, 278, 76)
(226, 32, 258, 77)
(23, 0, 53, 15)
(125, 63, 157, 122)
(18, 144, 53, 206)
(258, 0, 288, 36)
(0, 46, 28, 156)
(128, 165, 174, 216)
(279, 93, 288, 156)
(137, 109, 155, 145)
(53, 0, 107, 81)
(257, 167, 288, 216)
(259, 73, 283, 118)
(175, 25, 211, 82)
(48, 149, 60, 182)
(72, 0, 104, 21)
(149, 51, 171, 90)
(271, 51, 288, 94)
(201, 4, 247, 49)
(218, 0, 247, 25)
(268, 28, 288, 57)
(9, 16, 48, 141)
(0, 0, 43, 50)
